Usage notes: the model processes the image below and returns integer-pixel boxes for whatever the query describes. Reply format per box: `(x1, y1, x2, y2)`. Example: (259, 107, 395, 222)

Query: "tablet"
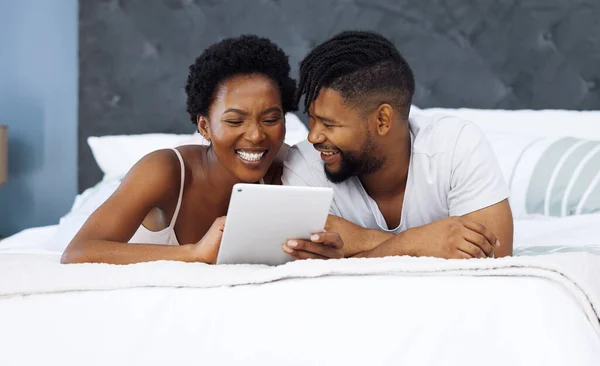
(216, 183, 334, 266)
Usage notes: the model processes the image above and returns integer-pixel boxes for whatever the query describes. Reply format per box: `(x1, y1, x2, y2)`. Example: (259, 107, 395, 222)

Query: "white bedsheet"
(513, 213, 600, 250)
(0, 225, 58, 254)
(1, 251, 600, 336)
(1, 275, 599, 366)
(1, 216, 600, 366)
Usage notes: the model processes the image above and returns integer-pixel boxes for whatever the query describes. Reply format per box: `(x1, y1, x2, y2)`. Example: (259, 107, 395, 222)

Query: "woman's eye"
(225, 120, 243, 125)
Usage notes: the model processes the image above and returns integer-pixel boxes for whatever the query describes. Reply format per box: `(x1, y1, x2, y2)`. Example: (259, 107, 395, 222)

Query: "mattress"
(1, 216, 600, 366)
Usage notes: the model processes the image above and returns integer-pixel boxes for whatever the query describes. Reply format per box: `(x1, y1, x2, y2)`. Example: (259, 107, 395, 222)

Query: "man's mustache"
(313, 143, 340, 152)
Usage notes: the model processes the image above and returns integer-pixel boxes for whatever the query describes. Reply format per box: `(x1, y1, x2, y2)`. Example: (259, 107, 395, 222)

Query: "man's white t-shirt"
(281, 111, 510, 234)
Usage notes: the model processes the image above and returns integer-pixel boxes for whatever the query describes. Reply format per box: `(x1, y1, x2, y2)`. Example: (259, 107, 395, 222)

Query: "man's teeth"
(322, 151, 337, 156)
(236, 150, 265, 161)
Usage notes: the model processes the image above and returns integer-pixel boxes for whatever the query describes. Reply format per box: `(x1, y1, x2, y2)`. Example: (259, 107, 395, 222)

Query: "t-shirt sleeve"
(282, 145, 341, 216)
(448, 123, 510, 216)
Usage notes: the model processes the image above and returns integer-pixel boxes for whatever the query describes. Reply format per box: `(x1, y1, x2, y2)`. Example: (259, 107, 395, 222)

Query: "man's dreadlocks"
(296, 30, 415, 118)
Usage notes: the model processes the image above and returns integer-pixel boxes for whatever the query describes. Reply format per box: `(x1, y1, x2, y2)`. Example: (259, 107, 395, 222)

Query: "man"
(281, 30, 514, 260)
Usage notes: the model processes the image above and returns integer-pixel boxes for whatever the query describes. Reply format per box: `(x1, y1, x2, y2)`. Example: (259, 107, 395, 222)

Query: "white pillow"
(88, 113, 308, 181)
(88, 133, 192, 182)
(283, 112, 309, 146)
(412, 106, 600, 140)
(505, 133, 600, 219)
(411, 106, 600, 219)
(46, 179, 122, 252)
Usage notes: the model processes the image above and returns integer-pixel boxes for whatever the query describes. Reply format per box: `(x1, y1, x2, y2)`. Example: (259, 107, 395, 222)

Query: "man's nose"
(308, 125, 325, 144)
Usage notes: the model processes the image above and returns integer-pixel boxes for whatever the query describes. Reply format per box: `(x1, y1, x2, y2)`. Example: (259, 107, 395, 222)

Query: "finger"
(214, 217, 226, 230)
(309, 232, 343, 249)
(286, 239, 341, 258)
(454, 250, 473, 259)
(286, 240, 342, 259)
(457, 240, 486, 259)
(461, 219, 500, 248)
(294, 250, 329, 260)
(282, 245, 328, 260)
(461, 229, 494, 257)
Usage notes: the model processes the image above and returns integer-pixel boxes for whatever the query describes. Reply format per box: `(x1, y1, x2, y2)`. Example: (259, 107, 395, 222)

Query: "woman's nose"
(245, 122, 266, 144)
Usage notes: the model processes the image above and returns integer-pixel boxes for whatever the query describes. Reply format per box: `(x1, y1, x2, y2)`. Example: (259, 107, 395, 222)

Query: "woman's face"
(200, 73, 286, 183)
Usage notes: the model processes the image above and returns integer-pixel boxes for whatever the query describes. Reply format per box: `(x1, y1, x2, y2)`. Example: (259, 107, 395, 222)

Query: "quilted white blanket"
(1, 251, 599, 338)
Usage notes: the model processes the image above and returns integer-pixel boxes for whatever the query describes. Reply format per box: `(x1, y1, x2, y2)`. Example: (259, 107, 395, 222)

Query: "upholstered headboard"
(79, 0, 600, 191)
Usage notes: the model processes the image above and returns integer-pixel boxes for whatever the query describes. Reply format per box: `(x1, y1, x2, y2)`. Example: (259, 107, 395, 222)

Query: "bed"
(1, 219, 600, 366)
(3, 1, 600, 365)
(2, 107, 600, 366)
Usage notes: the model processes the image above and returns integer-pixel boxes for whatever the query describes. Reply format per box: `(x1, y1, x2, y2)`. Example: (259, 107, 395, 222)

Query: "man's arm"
(462, 199, 513, 257)
(314, 197, 512, 259)
(324, 215, 393, 257)
(352, 212, 500, 259)
(325, 194, 513, 258)
(289, 207, 507, 260)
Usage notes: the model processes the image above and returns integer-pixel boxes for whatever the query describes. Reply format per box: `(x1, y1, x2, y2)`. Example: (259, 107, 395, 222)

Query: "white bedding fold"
(1, 251, 599, 338)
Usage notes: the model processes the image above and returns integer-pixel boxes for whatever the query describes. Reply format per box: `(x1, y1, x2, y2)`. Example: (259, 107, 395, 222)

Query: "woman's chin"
(235, 171, 267, 184)
(233, 164, 270, 183)
(232, 154, 275, 183)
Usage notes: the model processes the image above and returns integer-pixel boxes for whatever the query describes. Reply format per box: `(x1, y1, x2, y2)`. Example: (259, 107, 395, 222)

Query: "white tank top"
(128, 148, 186, 246)
(128, 148, 265, 246)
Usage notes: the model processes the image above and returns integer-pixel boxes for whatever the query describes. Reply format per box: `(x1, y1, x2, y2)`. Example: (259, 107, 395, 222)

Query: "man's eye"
(264, 118, 281, 124)
(225, 120, 243, 125)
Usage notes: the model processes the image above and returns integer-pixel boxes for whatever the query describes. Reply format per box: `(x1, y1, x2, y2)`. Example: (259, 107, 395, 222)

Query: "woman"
(61, 35, 343, 264)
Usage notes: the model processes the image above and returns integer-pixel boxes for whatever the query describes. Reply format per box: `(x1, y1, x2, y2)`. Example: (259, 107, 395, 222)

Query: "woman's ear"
(197, 115, 211, 142)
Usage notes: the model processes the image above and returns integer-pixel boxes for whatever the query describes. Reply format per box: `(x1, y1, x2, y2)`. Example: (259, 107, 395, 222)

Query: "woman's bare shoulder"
(173, 144, 209, 176)
(119, 148, 189, 199)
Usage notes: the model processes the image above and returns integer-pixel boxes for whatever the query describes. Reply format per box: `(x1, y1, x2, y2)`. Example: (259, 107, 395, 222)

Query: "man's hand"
(283, 231, 344, 260)
(357, 216, 500, 259)
(324, 214, 393, 257)
(463, 199, 513, 258)
(410, 217, 500, 259)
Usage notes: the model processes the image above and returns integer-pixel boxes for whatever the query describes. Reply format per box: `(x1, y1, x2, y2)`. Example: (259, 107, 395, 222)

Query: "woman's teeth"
(236, 150, 266, 161)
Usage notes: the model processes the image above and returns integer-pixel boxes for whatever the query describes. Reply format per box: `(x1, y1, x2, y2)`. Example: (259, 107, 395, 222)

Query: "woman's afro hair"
(185, 34, 298, 124)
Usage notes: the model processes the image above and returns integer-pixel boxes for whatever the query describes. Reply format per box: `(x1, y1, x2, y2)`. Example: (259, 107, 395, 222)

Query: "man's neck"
(359, 130, 411, 200)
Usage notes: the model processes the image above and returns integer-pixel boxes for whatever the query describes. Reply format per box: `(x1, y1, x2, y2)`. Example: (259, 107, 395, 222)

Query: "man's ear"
(197, 115, 211, 141)
(374, 104, 393, 136)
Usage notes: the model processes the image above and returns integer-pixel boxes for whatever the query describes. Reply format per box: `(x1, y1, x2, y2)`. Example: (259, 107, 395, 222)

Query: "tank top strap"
(169, 148, 186, 228)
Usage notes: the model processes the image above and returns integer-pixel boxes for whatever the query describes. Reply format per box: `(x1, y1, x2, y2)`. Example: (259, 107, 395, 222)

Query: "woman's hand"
(193, 216, 226, 264)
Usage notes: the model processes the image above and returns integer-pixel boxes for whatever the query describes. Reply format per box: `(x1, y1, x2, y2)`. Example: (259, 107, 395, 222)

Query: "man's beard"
(321, 133, 385, 183)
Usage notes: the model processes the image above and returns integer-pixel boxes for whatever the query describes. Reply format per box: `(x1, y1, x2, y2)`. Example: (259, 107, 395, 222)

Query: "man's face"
(307, 88, 384, 183)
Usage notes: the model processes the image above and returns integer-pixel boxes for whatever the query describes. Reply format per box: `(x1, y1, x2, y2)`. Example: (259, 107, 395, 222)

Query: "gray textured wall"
(79, 0, 600, 191)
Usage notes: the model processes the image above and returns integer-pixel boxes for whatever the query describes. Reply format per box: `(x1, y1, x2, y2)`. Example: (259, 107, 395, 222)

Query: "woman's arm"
(61, 150, 206, 265)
